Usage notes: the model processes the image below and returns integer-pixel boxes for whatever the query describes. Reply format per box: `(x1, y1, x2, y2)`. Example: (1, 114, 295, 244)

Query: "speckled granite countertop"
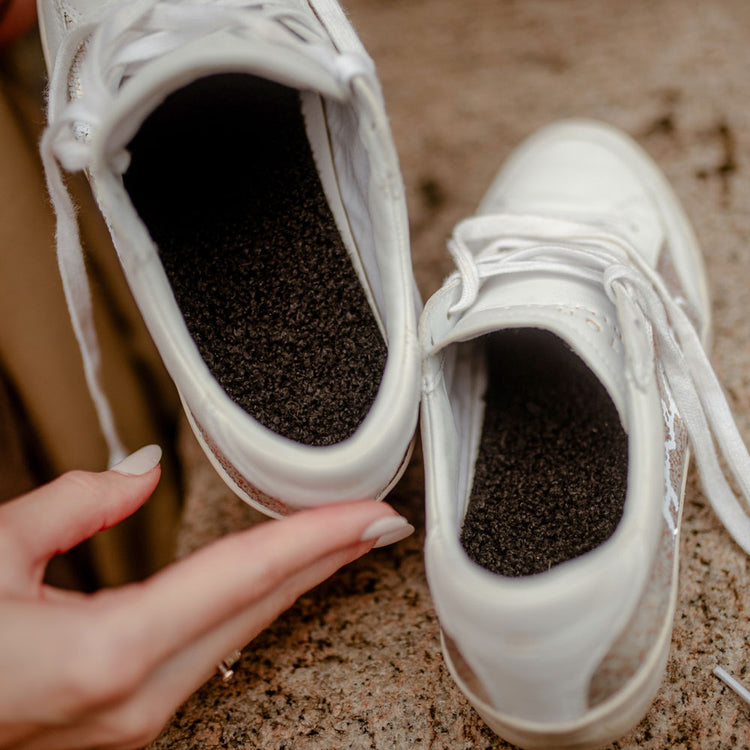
(150, 1, 750, 747)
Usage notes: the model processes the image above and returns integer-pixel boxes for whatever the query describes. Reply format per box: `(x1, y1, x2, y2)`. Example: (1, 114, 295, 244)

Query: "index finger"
(106, 501, 412, 671)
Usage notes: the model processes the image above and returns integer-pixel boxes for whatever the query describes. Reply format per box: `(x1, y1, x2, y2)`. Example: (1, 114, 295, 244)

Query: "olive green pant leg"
(0, 48, 182, 588)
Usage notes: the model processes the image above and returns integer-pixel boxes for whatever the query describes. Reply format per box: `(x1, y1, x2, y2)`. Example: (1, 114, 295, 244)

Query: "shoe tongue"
(444, 270, 630, 422)
(92, 25, 351, 169)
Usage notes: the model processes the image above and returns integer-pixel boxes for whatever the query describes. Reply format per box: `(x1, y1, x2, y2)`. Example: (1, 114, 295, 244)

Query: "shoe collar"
(44, 0, 376, 179)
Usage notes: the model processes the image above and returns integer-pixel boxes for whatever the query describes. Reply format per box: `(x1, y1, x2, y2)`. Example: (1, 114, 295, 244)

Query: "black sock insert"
(460, 329, 628, 577)
(123, 74, 386, 446)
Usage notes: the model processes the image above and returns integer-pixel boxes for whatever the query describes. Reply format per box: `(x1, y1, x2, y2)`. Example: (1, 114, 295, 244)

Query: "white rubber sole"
(443, 629, 669, 750)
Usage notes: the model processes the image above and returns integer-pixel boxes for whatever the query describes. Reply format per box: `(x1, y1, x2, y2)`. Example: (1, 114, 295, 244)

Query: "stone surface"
(150, 1, 750, 747)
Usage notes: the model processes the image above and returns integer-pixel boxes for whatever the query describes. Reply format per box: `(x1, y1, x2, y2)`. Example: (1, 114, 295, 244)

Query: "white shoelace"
(446, 213, 750, 558)
(40, 0, 373, 466)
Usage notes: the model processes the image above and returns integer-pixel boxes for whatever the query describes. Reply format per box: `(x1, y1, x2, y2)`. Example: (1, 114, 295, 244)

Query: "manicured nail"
(111, 445, 162, 476)
(360, 515, 415, 548)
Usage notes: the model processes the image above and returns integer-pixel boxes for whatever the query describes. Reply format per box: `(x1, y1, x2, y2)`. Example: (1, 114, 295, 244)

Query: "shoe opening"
(123, 73, 386, 447)
(460, 328, 628, 577)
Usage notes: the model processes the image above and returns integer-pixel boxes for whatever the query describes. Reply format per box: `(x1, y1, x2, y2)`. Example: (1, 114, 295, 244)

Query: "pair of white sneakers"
(39, 0, 750, 747)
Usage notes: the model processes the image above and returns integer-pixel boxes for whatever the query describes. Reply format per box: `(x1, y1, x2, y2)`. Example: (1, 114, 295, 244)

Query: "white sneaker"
(38, 0, 420, 516)
(420, 120, 750, 748)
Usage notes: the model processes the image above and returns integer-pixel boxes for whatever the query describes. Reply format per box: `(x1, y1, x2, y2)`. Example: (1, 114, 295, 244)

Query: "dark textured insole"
(123, 74, 386, 446)
(460, 329, 628, 577)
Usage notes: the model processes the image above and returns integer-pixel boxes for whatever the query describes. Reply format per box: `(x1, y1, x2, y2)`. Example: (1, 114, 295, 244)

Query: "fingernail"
(360, 515, 415, 548)
(111, 445, 162, 476)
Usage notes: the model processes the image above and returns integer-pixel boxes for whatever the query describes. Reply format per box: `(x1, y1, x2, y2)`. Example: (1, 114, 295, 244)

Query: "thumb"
(0, 445, 162, 574)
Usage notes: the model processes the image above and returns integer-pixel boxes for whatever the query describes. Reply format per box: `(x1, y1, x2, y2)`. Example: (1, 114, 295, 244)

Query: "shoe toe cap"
(478, 121, 664, 253)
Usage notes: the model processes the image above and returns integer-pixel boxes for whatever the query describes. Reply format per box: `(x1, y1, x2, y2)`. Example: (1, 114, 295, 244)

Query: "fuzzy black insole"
(460, 329, 628, 577)
(123, 74, 386, 446)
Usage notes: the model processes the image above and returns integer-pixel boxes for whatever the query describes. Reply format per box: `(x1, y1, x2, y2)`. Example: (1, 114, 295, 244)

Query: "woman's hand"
(0, 445, 413, 749)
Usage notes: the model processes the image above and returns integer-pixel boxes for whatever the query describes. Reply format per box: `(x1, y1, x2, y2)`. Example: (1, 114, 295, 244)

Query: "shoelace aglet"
(714, 666, 750, 706)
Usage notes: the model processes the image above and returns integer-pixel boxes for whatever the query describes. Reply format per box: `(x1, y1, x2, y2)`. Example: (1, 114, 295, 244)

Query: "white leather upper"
(39, 0, 420, 508)
(420, 120, 710, 723)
